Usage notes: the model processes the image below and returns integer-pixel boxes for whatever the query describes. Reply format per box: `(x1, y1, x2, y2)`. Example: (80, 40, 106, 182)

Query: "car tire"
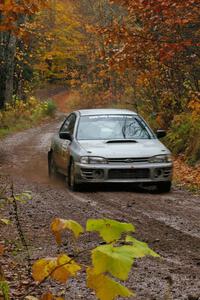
(48, 152, 57, 178)
(68, 160, 80, 191)
(155, 181, 172, 193)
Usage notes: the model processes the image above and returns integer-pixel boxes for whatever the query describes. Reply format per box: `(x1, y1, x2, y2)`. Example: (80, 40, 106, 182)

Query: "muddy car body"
(48, 109, 173, 191)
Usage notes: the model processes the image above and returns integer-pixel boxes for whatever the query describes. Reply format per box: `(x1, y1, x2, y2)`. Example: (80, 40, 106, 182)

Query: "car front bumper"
(74, 162, 173, 183)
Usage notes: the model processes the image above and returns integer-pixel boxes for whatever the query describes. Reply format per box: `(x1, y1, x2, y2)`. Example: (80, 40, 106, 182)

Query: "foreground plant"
(29, 218, 159, 300)
(0, 177, 32, 300)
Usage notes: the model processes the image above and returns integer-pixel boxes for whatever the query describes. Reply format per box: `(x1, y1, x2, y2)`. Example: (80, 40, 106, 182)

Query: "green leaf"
(0, 281, 10, 300)
(15, 192, 32, 203)
(21, 192, 32, 200)
(51, 218, 84, 244)
(92, 244, 136, 280)
(0, 218, 11, 225)
(87, 268, 133, 300)
(125, 236, 160, 257)
(87, 219, 135, 243)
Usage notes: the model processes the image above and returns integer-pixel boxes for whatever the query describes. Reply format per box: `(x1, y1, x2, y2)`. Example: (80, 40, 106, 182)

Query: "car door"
(56, 113, 76, 172)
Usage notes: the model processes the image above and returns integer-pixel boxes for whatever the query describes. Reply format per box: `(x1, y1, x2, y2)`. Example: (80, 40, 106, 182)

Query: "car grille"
(107, 157, 149, 164)
(108, 168, 150, 179)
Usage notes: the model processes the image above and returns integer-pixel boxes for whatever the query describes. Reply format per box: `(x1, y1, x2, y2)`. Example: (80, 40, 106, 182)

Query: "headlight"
(149, 154, 172, 163)
(80, 156, 107, 164)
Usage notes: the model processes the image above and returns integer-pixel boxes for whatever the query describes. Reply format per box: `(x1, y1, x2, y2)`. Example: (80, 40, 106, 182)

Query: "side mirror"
(156, 129, 166, 139)
(59, 131, 72, 141)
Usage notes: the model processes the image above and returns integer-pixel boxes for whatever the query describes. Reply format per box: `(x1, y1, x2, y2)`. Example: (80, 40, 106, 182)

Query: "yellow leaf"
(32, 258, 56, 282)
(32, 254, 81, 283)
(52, 254, 81, 283)
(51, 218, 84, 244)
(41, 292, 53, 300)
(40, 293, 64, 300)
(87, 268, 133, 300)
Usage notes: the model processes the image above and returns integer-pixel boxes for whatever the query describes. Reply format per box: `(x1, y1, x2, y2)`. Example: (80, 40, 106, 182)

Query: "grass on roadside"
(0, 97, 56, 139)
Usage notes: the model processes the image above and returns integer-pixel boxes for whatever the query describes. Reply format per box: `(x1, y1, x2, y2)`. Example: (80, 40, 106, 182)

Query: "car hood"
(77, 139, 170, 158)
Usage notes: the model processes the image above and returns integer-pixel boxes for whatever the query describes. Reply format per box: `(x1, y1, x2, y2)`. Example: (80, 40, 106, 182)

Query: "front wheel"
(155, 181, 172, 193)
(67, 160, 80, 191)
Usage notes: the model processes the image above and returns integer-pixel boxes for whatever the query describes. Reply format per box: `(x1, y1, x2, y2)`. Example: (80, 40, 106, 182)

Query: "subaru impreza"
(48, 109, 173, 192)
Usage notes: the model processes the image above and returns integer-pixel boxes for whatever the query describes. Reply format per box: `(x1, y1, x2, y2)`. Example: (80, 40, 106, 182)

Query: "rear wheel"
(155, 181, 172, 193)
(68, 160, 80, 191)
(48, 152, 57, 178)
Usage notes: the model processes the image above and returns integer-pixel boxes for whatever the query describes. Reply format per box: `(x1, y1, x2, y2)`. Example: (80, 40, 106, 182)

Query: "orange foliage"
(188, 92, 200, 117)
(0, 0, 48, 33)
(108, 0, 199, 64)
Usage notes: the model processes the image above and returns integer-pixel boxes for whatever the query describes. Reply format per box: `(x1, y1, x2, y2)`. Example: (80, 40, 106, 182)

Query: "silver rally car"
(48, 109, 173, 192)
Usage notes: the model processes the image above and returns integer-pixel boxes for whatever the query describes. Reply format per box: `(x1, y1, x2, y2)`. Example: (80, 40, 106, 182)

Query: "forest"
(0, 1, 200, 299)
(0, 0, 200, 165)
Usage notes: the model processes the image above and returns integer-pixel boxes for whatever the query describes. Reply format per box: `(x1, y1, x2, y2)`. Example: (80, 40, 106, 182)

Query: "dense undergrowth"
(0, 97, 56, 139)
(166, 98, 200, 165)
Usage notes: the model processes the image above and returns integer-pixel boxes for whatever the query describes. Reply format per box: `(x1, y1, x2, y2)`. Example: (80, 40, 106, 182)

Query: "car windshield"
(77, 115, 153, 140)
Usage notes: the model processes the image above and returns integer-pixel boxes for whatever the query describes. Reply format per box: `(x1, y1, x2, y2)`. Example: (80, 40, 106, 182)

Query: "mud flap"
(48, 150, 52, 176)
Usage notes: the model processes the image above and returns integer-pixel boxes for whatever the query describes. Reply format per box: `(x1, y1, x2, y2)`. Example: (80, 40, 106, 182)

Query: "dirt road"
(0, 116, 200, 300)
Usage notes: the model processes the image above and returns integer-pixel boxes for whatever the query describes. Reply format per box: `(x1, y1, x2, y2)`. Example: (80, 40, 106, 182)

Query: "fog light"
(93, 169, 104, 179)
(154, 169, 162, 178)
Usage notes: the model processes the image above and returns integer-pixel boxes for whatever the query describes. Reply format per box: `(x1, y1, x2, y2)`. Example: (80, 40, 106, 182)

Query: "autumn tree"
(70, 0, 128, 107)
(26, 0, 84, 85)
(0, 0, 84, 107)
(0, 0, 48, 107)
(99, 0, 200, 124)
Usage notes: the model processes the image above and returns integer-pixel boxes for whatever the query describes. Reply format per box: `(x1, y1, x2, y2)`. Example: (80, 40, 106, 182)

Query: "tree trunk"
(0, 31, 16, 108)
(4, 33, 16, 103)
(0, 31, 7, 108)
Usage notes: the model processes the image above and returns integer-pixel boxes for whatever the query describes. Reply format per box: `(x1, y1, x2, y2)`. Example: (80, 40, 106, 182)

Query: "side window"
(60, 114, 76, 135)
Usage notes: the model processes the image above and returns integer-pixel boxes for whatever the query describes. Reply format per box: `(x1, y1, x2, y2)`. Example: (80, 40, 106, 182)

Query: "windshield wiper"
(106, 139, 137, 143)
(122, 117, 127, 138)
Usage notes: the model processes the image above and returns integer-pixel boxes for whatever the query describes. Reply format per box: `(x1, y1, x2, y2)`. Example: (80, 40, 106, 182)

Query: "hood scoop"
(106, 139, 137, 144)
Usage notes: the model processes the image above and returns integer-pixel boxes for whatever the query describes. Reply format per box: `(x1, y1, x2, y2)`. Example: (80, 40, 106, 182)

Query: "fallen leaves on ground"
(174, 156, 200, 189)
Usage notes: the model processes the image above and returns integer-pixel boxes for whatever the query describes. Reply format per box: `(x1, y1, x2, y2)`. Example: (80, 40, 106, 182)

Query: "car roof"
(76, 109, 137, 116)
